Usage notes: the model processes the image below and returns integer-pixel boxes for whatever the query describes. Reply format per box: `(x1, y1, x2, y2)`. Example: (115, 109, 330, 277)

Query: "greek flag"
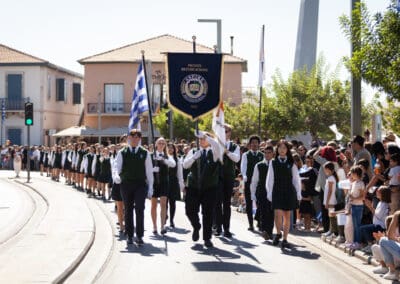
(1, 99, 5, 123)
(397, 0, 400, 12)
(129, 62, 149, 131)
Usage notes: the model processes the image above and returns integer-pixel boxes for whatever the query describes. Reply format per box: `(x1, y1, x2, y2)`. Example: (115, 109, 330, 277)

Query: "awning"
(52, 126, 98, 137)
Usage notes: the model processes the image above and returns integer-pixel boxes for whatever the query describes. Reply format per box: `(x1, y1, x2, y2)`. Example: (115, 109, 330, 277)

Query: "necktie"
(201, 149, 207, 168)
(131, 147, 136, 154)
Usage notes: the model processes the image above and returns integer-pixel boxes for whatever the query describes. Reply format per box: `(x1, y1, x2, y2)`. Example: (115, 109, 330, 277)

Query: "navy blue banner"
(167, 53, 223, 120)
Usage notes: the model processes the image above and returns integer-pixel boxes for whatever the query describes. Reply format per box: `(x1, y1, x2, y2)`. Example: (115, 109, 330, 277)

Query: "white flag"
(212, 102, 225, 162)
(329, 124, 343, 141)
(258, 25, 265, 88)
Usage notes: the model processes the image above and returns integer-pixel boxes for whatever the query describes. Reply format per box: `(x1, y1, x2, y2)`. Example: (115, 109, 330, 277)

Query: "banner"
(166, 53, 223, 120)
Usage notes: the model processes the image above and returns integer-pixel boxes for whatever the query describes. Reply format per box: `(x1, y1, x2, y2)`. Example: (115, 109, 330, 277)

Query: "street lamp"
(197, 19, 222, 53)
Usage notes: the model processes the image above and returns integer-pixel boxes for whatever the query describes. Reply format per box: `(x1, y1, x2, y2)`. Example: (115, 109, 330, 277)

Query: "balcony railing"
(87, 103, 131, 114)
(0, 98, 30, 111)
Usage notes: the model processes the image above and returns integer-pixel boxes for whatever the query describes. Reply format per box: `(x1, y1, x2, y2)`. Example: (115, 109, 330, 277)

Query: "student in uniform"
(95, 147, 112, 201)
(250, 145, 275, 240)
(240, 135, 264, 231)
(167, 142, 184, 228)
(114, 129, 154, 245)
(53, 146, 63, 182)
(215, 124, 240, 237)
(82, 145, 96, 196)
(151, 137, 176, 235)
(266, 140, 302, 248)
(183, 131, 222, 248)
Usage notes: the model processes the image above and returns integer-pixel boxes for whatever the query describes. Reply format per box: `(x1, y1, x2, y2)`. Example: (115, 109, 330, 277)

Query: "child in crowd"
(388, 153, 400, 214)
(322, 162, 338, 238)
(348, 166, 365, 249)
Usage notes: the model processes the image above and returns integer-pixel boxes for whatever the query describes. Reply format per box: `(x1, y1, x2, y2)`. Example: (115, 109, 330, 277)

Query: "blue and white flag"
(397, 0, 400, 12)
(1, 99, 5, 123)
(129, 62, 149, 131)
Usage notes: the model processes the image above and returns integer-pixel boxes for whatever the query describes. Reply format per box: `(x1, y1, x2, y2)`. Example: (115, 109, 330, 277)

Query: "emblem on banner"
(180, 74, 208, 103)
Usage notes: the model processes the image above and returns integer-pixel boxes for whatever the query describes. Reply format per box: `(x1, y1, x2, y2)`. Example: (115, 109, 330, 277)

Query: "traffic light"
(24, 102, 33, 126)
(165, 110, 171, 126)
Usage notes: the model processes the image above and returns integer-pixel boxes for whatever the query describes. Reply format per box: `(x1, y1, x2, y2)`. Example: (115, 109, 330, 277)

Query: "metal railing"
(87, 103, 131, 114)
(0, 97, 30, 111)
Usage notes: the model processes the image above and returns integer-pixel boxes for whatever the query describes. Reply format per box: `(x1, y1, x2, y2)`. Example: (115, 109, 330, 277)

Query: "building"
(0, 44, 83, 146)
(78, 34, 247, 142)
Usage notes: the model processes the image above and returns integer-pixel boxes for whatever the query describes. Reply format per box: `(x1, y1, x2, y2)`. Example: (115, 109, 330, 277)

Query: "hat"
(384, 132, 396, 142)
(320, 146, 337, 162)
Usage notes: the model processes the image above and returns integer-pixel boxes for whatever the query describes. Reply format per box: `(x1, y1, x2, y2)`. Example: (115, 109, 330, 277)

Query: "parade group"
(1, 126, 400, 281)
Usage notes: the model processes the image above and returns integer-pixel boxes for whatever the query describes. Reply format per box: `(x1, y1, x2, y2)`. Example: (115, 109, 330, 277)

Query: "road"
(0, 171, 383, 283)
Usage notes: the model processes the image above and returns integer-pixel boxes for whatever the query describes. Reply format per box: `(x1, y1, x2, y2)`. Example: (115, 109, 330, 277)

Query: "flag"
(397, 0, 400, 12)
(258, 25, 265, 88)
(212, 101, 226, 162)
(1, 99, 5, 123)
(129, 62, 149, 131)
(329, 124, 343, 141)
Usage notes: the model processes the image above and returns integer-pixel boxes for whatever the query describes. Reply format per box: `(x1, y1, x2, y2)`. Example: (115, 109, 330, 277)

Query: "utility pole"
(97, 92, 102, 144)
(197, 19, 222, 53)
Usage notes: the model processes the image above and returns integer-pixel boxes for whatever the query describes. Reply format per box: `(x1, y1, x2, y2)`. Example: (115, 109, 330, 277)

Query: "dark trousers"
(185, 186, 217, 241)
(319, 190, 329, 232)
(258, 198, 275, 235)
(169, 198, 176, 224)
(120, 182, 147, 238)
(215, 178, 234, 232)
(244, 182, 253, 228)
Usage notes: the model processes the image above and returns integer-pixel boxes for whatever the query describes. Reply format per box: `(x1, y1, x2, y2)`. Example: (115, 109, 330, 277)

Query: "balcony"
(0, 98, 30, 111)
(87, 103, 131, 115)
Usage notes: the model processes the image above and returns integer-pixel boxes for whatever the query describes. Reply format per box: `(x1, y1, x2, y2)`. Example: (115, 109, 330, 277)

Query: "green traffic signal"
(26, 118, 33, 125)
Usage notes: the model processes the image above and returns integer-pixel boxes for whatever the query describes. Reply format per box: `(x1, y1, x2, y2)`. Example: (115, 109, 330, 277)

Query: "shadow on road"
(192, 261, 268, 273)
(191, 243, 241, 259)
(219, 237, 260, 264)
(121, 243, 166, 257)
(280, 244, 321, 260)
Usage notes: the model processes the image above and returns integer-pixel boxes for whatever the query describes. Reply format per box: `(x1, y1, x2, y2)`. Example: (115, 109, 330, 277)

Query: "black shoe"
(214, 229, 222, 236)
(262, 231, 271, 241)
(204, 239, 213, 248)
(192, 228, 200, 242)
(281, 239, 290, 249)
(272, 234, 282, 246)
(135, 238, 144, 245)
(161, 228, 167, 235)
(153, 230, 158, 235)
(170, 222, 175, 228)
(223, 231, 232, 238)
(127, 237, 133, 245)
(248, 226, 254, 231)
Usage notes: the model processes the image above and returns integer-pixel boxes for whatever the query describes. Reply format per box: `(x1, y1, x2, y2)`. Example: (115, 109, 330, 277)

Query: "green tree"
(339, 1, 400, 100)
(153, 109, 196, 141)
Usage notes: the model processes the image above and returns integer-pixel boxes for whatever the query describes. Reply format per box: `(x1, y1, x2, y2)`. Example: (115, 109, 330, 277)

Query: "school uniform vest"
(189, 149, 219, 189)
(256, 161, 269, 200)
(95, 154, 101, 176)
(85, 154, 95, 176)
(54, 152, 62, 165)
(223, 142, 238, 180)
(77, 150, 85, 169)
(246, 151, 264, 183)
(152, 153, 169, 187)
(100, 157, 111, 176)
(120, 147, 147, 184)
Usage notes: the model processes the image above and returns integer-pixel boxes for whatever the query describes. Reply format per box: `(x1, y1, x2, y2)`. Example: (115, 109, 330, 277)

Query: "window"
(47, 75, 51, 99)
(73, 83, 81, 104)
(56, 78, 65, 101)
(104, 84, 124, 113)
(7, 74, 23, 110)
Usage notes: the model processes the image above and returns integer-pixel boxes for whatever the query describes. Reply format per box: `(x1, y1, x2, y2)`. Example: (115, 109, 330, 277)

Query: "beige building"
(0, 44, 83, 146)
(79, 34, 247, 142)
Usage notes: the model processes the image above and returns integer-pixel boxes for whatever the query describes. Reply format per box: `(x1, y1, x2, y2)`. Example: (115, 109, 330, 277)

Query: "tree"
(339, 1, 400, 100)
(153, 109, 196, 141)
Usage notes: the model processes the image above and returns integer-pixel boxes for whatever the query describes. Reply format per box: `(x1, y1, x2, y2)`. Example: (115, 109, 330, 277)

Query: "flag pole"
(258, 25, 265, 138)
(192, 35, 201, 191)
(141, 50, 155, 145)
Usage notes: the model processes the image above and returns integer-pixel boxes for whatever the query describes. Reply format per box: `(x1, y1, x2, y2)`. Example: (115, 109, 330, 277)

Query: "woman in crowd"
(167, 142, 184, 228)
(348, 166, 365, 249)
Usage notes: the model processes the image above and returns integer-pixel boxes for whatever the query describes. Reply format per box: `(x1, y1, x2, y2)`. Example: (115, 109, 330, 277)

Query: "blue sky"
(0, 0, 390, 99)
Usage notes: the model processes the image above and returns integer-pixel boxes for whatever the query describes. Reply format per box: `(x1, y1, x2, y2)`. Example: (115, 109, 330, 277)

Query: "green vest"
(85, 153, 94, 176)
(223, 142, 238, 180)
(255, 161, 269, 199)
(188, 149, 219, 189)
(120, 146, 148, 184)
(100, 157, 111, 176)
(152, 153, 169, 187)
(246, 151, 264, 183)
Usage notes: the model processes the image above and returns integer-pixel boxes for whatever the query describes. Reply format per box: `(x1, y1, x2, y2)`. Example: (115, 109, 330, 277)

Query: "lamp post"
(197, 19, 222, 53)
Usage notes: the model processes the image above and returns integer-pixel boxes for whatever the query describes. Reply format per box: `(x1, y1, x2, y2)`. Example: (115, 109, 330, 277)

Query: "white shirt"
(389, 165, 400, 186)
(350, 180, 365, 205)
(265, 159, 302, 202)
(153, 151, 176, 168)
(323, 175, 337, 206)
(373, 201, 390, 228)
(225, 141, 240, 163)
(183, 135, 221, 169)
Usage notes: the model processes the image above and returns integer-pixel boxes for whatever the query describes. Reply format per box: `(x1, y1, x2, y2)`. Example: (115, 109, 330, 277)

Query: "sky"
(0, 0, 391, 101)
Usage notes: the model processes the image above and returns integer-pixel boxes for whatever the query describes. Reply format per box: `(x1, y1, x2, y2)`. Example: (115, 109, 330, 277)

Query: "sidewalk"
(0, 171, 95, 283)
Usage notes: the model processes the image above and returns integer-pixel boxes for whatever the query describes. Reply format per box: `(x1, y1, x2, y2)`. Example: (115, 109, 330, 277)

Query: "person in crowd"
(111, 144, 125, 234)
(240, 135, 264, 231)
(13, 146, 22, 178)
(167, 142, 184, 228)
(52, 146, 63, 182)
(348, 135, 373, 177)
(322, 162, 338, 239)
(360, 185, 391, 254)
(82, 145, 96, 196)
(250, 145, 275, 240)
(151, 137, 175, 235)
(348, 166, 366, 249)
(379, 210, 400, 280)
(388, 153, 400, 214)
(183, 131, 222, 248)
(95, 147, 112, 201)
(114, 129, 153, 245)
(266, 140, 302, 248)
(215, 124, 240, 237)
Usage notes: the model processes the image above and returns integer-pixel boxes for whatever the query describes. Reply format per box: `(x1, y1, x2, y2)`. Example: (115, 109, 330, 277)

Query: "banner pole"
(192, 35, 201, 191)
(141, 50, 155, 145)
